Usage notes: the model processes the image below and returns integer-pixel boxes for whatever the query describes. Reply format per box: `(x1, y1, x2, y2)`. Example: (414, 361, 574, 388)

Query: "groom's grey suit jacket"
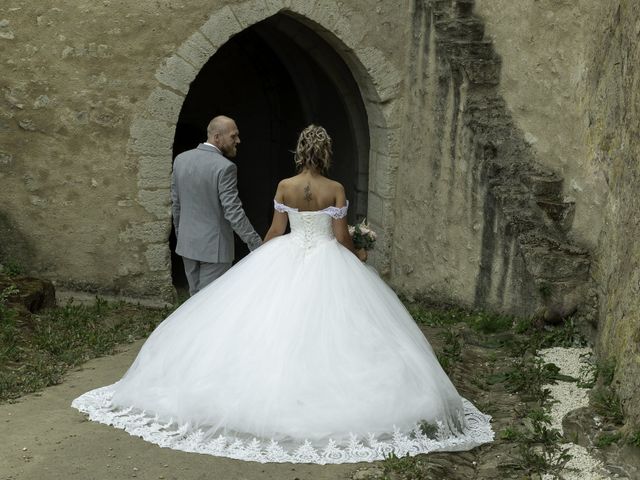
(171, 143, 262, 263)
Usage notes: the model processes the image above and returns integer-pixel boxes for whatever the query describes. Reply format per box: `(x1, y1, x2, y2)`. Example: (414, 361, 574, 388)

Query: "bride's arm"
(264, 211, 288, 243)
(264, 182, 289, 243)
(332, 186, 367, 261)
(333, 216, 355, 252)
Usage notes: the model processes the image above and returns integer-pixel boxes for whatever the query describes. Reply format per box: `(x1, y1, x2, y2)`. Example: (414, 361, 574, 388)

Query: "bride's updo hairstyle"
(294, 124, 333, 173)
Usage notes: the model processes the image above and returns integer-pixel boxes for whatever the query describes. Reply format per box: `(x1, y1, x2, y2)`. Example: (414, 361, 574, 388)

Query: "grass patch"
(436, 326, 464, 374)
(595, 432, 622, 448)
(1, 259, 25, 277)
(399, 300, 589, 478)
(498, 403, 572, 478)
(406, 301, 513, 334)
(628, 430, 640, 448)
(591, 387, 625, 425)
(0, 293, 171, 402)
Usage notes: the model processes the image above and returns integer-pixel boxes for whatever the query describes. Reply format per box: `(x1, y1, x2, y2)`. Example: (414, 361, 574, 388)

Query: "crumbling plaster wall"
(472, 0, 639, 428)
(389, 0, 592, 319)
(474, 0, 609, 251)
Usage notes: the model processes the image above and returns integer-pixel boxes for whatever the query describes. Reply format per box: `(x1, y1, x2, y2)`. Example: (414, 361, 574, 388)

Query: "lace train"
(72, 386, 493, 464)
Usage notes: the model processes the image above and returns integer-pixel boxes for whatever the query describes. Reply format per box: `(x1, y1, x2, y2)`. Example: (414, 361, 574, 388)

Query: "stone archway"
(170, 13, 373, 286)
(127, 1, 403, 295)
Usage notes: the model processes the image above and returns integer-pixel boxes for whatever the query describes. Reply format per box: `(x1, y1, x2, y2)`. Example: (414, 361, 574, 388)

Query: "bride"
(72, 125, 493, 464)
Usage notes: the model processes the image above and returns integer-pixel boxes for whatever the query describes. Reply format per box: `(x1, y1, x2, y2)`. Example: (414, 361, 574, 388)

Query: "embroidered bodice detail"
(273, 199, 348, 219)
(273, 199, 349, 252)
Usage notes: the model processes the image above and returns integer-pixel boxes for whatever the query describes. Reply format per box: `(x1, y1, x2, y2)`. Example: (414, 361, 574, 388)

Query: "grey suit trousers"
(182, 258, 231, 296)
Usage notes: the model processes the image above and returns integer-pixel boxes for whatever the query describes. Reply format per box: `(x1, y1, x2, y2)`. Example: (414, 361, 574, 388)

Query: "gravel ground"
(538, 347, 610, 480)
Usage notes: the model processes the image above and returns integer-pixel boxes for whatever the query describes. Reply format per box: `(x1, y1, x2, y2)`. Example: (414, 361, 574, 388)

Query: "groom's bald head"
(207, 116, 234, 138)
(207, 116, 240, 158)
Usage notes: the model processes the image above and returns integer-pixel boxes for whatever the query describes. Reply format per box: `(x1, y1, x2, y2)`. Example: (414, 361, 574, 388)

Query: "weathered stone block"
(288, 0, 318, 19)
(374, 154, 399, 199)
(176, 31, 215, 71)
(371, 126, 402, 158)
(354, 47, 401, 102)
(309, 3, 366, 49)
(144, 243, 171, 272)
(381, 99, 402, 128)
(265, 0, 289, 11)
(231, 0, 282, 29)
(155, 54, 197, 95)
(143, 88, 184, 125)
(367, 191, 384, 226)
(119, 221, 171, 244)
(199, 5, 243, 49)
(137, 155, 172, 189)
(137, 188, 171, 220)
(128, 119, 174, 156)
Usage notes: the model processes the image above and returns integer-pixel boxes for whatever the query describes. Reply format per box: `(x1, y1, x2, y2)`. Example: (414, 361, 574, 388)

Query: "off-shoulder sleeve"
(324, 200, 349, 219)
(273, 199, 298, 214)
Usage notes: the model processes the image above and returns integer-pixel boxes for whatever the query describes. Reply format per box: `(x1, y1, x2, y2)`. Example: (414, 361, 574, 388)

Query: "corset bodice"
(273, 199, 349, 251)
(288, 212, 335, 250)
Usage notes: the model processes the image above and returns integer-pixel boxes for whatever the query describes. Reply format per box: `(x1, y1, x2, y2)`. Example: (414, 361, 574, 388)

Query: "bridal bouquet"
(348, 219, 377, 250)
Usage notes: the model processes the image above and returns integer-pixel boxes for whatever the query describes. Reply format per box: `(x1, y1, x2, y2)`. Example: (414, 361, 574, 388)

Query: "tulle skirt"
(72, 235, 493, 463)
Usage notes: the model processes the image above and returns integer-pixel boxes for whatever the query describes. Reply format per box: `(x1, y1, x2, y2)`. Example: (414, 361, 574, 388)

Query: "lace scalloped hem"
(71, 386, 494, 464)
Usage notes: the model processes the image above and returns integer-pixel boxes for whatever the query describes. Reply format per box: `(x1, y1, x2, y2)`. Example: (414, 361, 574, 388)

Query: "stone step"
(435, 17, 485, 41)
(440, 39, 495, 60)
(533, 278, 586, 323)
(517, 230, 590, 281)
(521, 171, 564, 201)
(431, 0, 451, 13)
(536, 199, 576, 232)
(454, 56, 501, 85)
(453, 0, 475, 17)
(520, 243, 591, 281)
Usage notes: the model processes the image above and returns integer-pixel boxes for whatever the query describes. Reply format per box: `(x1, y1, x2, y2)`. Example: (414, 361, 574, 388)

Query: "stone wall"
(474, 0, 608, 252)
(583, 0, 640, 428)
(0, 0, 408, 299)
(389, 0, 591, 321)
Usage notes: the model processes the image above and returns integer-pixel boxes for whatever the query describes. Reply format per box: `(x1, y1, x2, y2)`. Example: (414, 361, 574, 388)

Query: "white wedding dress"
(72, 200, 493, 464)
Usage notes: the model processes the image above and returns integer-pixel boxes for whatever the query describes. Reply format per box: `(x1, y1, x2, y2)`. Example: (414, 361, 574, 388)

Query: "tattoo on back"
(304, 183, 312, 203)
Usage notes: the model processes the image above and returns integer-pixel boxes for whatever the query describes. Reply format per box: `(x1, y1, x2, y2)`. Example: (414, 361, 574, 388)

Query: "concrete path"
(0, 341, 359, 480)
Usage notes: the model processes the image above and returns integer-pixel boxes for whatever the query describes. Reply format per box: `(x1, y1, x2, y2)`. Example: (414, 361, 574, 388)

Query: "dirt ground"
(5, 320, 628, 480)
(0, 340, 360, 480)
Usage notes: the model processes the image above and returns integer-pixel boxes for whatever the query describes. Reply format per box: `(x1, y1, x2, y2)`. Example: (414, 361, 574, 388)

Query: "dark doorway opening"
(170, 13, 370, 290)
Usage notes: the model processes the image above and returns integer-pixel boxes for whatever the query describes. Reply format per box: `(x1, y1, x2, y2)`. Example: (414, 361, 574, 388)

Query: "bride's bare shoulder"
(327, 179, 346, 194)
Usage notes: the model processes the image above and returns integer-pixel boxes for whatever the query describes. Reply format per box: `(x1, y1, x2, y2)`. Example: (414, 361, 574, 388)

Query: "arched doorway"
(170, 12, 370, 289)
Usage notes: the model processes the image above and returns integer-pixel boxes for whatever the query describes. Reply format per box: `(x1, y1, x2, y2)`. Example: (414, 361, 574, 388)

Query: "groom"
(171, 115, 262, 296)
